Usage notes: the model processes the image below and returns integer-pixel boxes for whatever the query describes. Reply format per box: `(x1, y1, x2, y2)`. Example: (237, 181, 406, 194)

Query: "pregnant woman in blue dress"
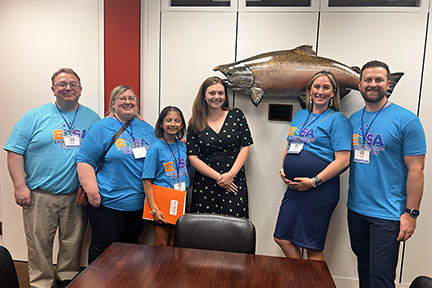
(274, 71, 352, 261)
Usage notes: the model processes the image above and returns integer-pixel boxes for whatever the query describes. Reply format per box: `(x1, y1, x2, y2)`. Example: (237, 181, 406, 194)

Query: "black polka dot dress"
(187, 108, 253, 218)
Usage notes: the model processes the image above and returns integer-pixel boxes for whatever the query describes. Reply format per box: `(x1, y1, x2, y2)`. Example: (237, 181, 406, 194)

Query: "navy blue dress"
(273, 109, 351, 251)
(274, 150, 339, 251)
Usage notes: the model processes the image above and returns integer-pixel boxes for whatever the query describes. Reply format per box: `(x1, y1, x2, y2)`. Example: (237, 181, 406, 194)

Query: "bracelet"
(151, 206, 159, 216)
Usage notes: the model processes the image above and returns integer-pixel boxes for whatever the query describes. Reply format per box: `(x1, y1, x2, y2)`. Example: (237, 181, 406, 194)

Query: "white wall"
(0, 0, 103, 260)
(1, 1, 431, 287)
(416, 8, 432, 283)
(152, 1, 432, 287)
(235, 11, 318, 257)
(160, 10, 237, 121)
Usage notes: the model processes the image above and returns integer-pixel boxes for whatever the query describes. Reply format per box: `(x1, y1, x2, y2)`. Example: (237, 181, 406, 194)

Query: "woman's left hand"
(289, 177, 314, 192)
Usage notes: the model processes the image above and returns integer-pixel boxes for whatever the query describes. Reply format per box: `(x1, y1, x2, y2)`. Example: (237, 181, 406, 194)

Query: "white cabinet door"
(160, 11, 237, 121)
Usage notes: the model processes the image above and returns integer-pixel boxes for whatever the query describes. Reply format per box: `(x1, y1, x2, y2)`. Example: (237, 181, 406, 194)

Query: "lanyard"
(114, 115, 134, 141)
(162, 136, 181, 178)
(55, 103, 80, 130)
(361, 99, 388, 146)
(299, 107, 330, 136)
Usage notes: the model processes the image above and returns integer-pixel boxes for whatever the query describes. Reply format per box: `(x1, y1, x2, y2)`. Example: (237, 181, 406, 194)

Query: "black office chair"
(174, 213, 256, 254)
(410, 276, 432, 288)
(0, 246, 20, 288)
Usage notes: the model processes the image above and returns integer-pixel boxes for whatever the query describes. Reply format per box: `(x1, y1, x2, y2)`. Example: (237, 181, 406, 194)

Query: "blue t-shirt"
(348, 103, 426, 220)
(4, 103, 100, 194)
(77, 117, 155, 211)
(142, 138, 189, 189)
(287, 109, 352, 163)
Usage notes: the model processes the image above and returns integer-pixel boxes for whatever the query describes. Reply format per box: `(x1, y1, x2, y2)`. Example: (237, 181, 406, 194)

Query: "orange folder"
(143, 184, 186, 225)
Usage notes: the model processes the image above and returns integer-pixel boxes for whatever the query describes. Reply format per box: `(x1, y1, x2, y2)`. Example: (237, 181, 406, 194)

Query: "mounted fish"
(214, 45, 404, 107)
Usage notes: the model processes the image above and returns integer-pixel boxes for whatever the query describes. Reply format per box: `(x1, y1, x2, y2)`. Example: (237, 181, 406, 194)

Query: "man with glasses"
(4, 68, 100, 288)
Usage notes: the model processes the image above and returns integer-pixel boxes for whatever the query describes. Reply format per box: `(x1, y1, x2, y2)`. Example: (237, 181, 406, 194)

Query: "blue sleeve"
(76, 123, 105, 169)
(402, 118, 426, 155)
(330, 114, 353, 152)
(142, 143, 158, 180)
(4, 112, 34, 154)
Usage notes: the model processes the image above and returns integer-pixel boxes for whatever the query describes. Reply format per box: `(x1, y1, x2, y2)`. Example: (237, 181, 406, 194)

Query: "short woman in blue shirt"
(274, 71, 352, 261)
(77, 85, 155, 264)
(142, 106, 188, 247)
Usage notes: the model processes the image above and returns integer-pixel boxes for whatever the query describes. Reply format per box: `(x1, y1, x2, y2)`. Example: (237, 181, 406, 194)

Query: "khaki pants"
(23, 189, 85, 288)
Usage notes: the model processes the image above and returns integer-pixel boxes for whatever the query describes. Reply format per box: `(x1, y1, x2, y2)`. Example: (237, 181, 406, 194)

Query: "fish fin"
(294, 45, 316, 56)
(340, 88, 351, 99)
(351, 66, 361, 74)
(387, 72, 404, 98)
(298, 94, 306, 109)
(250, 86, 264, 107)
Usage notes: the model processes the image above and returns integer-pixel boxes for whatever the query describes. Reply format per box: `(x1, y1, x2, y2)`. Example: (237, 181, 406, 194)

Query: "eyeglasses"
(117, 96, 137, 102)
(54, 82, 81, 89)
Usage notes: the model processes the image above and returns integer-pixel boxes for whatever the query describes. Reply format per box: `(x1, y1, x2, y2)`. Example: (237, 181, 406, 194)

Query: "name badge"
(174, 182, 186, 191)
(354, 146, 370, 164)
(287, 142, 304, 154)
(64, 135, 80, 148)
(132, 147, 147, 159)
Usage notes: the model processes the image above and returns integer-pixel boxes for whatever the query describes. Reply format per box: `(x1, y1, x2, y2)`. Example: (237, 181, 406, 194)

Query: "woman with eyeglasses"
(187, 76, 253, 219)
(273, 71, 352, 261)
(77, 85, 155, 264)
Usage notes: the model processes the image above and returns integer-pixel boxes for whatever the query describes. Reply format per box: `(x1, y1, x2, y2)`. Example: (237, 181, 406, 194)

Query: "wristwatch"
(311, 176, 322, 188)
(314, 176, 322, 187)
(405, 208, 420, 218)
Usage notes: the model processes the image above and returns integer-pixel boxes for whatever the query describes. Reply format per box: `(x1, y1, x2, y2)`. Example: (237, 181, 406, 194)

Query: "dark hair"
(360, 60, 390, 80)
(188, 76, 230, 132)
(155, 106, 186, 140)
(51, 68, 81, 85)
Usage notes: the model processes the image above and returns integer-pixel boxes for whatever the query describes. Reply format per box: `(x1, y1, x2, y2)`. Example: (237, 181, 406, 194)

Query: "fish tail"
(387, 72, 404, 97)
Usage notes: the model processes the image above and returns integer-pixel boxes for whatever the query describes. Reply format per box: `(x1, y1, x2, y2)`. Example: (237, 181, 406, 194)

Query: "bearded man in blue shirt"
(348, 60, 426, 288)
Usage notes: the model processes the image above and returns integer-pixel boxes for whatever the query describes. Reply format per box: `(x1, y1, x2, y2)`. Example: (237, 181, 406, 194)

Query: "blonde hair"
(305, 71, 341, 112)
(188, 76, 230, 132)
(107, 85, 138, 117)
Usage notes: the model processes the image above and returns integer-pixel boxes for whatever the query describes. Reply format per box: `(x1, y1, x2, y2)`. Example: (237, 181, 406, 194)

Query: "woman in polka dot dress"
(187, 76, 253, 218)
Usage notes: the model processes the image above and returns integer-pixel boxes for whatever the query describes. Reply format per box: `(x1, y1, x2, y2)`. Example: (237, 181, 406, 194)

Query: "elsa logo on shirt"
(352, 133, 385, 155)
(164, 159, 187, 179)
(288, 126, 315, 143)
(115, 137, 150, 154)
(53, 129, 87, 147)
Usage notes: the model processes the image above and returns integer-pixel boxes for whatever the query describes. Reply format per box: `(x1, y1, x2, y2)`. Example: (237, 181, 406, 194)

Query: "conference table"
(68, 242, 336, 288)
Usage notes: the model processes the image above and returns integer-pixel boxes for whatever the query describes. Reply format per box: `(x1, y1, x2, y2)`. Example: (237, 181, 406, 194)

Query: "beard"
(360, 87, 387, 103)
